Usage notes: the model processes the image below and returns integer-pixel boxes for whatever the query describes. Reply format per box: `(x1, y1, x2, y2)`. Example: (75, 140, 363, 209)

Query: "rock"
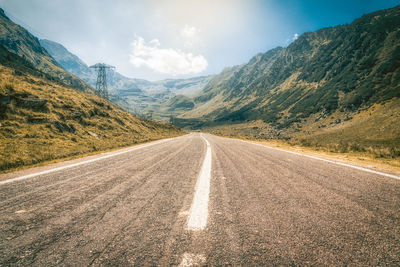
(0, 95, 10, 115)
(0, 95, 11, 105)
(27, 116, 48, 123)
(16, 97, 48, 108)
(51, 120, 75, 133)
(72, 111, 85, 119)
(88, 131, 99, 139)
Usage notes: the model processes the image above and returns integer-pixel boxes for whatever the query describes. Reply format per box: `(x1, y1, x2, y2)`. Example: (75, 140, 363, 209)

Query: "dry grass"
(0, 66, 184, 173)
(293, 98, 400, 159)
(202, 98, 400, 174)
(254, 139, 400, 176)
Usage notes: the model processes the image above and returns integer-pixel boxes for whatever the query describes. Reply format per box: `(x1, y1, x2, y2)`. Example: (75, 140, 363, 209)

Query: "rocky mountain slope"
(170, 5, 400, 158)
(0, 9, 183, 172)
(181, 5, 400, 127)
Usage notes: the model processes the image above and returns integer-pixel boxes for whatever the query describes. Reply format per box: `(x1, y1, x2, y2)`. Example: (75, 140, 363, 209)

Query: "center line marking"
(187, 134, 212, 231)
(179, 253, 206, 267)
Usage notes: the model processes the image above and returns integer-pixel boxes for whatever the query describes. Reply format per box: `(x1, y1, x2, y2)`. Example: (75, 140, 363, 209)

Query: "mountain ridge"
(179, 5, 400, 126)
(0, 8, 91, 91)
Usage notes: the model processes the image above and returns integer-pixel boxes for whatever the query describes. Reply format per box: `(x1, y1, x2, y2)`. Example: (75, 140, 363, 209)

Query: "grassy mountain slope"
(0, 62, 182, 171)
(295, 98, 400, 157)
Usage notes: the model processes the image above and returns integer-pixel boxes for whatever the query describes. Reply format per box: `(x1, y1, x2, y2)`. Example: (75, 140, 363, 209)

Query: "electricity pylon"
(89, 63, 115, 98)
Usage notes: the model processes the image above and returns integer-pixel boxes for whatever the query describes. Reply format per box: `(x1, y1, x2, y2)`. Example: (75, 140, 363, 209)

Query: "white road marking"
(0, 137, 175, 186)
(187, 134, 212, 231)
(179, 253, 206, 267)
(239, 139, 400, 181)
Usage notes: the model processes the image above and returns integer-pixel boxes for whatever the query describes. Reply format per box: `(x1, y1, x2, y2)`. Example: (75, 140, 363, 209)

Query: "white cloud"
(292, 33, 299, 41)
(181, 24, 197, 39)
(180, 25, 200, 48)
(130, 37, 208, 76)
(149, 39, 161, 46)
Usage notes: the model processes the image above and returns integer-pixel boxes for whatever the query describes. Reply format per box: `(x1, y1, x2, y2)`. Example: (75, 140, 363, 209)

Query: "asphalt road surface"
(1, 133, 399, 266)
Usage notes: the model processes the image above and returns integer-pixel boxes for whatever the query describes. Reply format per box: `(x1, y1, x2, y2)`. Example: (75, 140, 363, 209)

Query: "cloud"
(180, 25, 199, 48)
(130, 37, 208, 76)
(181, 25, 197, 39)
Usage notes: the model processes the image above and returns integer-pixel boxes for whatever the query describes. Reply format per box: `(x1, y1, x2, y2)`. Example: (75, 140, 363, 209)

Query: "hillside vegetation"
(205, 97, 400, 158)
(0, 63, 182, 172)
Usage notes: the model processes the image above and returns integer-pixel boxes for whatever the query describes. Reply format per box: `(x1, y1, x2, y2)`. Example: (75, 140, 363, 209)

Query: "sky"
(0, 0, 398, 81)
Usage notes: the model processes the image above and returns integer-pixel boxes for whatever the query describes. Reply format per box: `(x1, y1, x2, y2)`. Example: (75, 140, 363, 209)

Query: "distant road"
(1, 133, 399, 266)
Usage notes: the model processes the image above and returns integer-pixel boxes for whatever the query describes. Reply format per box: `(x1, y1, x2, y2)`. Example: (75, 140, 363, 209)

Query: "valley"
(38, 6, 400, 166)
(1, 2, 400, 266)
(40, 38, 213, 120)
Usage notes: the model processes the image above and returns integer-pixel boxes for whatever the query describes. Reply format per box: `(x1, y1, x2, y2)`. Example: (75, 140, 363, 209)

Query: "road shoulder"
(218, 135, 400, 177)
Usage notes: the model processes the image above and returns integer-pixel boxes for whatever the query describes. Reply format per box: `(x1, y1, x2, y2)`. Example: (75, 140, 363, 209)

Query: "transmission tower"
(89, 63, 115, 98)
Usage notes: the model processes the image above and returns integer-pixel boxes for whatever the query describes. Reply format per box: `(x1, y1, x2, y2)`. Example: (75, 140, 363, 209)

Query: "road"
(1, 133, 399, 266)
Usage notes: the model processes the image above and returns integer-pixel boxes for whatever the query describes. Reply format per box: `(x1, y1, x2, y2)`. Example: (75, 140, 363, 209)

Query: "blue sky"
(0, 0, 398, 81)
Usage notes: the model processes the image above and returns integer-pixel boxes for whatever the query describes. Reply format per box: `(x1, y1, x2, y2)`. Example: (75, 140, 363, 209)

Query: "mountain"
(0, 8, 183, 172)
(0, 9, 91, 91)
(171, 5, 400, 158)
(40, 38, 213, 119)
(39, 39, 95, 84)
(112, 75, 213, 120)
(181, 6, 400, 125)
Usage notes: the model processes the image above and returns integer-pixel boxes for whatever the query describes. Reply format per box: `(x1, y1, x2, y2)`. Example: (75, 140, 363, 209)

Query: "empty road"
(1, 133, 399, 266)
